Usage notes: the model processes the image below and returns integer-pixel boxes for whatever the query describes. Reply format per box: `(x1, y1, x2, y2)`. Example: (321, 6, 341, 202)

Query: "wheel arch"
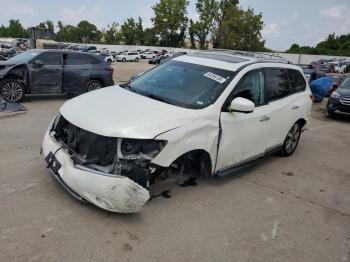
(165, 149, 213, 177)
(296, 118, 307, 130)
(2, 64, 29, 92)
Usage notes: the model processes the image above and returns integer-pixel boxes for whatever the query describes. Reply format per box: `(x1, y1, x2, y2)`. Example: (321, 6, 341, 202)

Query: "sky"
(0, 0, 348, 51)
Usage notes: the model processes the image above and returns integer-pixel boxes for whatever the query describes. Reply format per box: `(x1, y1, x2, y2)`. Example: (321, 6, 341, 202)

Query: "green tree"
(143, 28, 159, 46)
(56, 21, 78, 42)
(194, 0, 218, 49)
(212, 3, 265, 51)
(286, 33, 350, 56)
(136, 17, 145, 45)
(0, 25, 8, 37)
(75, 20, 101, 43)
(37, 22, 47, 29)
(45, 20, 54, 30)
(121, 18, 139, 45)
(5, 19, 28, 38)
(151, 0, 189, 47)
(189, 19, 197, 49)
(37, 20, 54, 30)
(104, 22, 121, 44)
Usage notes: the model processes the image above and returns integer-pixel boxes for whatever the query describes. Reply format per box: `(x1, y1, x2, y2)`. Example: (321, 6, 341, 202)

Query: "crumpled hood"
(60, 86, 198, 138)
(0, 61, 16, 74)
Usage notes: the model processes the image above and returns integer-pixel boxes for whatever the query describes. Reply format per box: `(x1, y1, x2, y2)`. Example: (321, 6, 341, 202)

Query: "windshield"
(340, 77, 350, 89)
(7, 51, 40, 63)
(129, 60, 235, 109)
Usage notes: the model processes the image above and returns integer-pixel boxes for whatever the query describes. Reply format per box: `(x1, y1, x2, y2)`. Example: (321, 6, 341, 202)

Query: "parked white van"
(42, 50, 313, 213)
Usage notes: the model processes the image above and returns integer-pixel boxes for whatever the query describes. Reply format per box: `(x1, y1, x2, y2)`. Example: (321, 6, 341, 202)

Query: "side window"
(232, 70, 265, 106)
(37, 52, 61, 65)
(90, 56, 101, 64)
(265, 68, 290, 101)
(287, 69, 306, 93)
(65, 54, 92, 65)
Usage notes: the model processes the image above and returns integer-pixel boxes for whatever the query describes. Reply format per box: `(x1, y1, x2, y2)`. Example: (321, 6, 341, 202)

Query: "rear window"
(65, 54, 99, 65)
(265, 68, 290, 101)
(287, 69, 306, 93)
(129, 52, 138, 55)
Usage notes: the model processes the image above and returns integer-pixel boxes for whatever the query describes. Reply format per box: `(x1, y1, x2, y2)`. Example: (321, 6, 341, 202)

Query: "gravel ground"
(0, 60, 349, 262)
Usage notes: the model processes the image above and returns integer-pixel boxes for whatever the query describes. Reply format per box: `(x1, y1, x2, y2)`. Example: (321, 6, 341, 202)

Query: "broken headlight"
(121, 139, 166, 158)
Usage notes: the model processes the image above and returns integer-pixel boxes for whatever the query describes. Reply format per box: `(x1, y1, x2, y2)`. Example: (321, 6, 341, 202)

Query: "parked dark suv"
(0, 50, 114, 102)
(325, 76, 350, 118)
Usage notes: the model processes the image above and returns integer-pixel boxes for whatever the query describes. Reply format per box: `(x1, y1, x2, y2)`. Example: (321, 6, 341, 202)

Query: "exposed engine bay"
(51, 115, 167, 189)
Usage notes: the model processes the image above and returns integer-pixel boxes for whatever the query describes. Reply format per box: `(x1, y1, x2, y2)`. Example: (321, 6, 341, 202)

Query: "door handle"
(291, 105, 299, 110)
(260, 116, 270, 122)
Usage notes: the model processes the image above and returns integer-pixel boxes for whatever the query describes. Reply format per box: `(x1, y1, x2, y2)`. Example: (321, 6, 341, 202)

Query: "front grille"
(53, 116, 118, 167)
(340, 96, 350, 105)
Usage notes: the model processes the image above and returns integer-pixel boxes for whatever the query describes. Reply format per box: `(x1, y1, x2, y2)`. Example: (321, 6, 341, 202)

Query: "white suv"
(41, 51, 313, 213)
(116, 52, 141, 62)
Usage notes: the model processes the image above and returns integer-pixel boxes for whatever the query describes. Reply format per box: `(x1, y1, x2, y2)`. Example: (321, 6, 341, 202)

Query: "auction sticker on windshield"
(204, 72, 227, 84)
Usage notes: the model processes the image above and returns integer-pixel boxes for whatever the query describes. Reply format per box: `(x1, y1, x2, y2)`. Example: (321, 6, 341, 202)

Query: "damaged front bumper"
(41, 129, 150, 213)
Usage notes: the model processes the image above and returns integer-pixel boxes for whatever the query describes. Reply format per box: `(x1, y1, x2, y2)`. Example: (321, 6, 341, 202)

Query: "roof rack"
(207, 48, 291, 64)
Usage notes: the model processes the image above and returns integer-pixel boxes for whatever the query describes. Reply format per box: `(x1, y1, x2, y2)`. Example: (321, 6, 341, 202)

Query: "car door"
(263, 68, 296, 150)
(30, 52, 62, 93)
(216, 69, 272, 171)
(265, 68, 310, 149)
(62, 53, 92, 94)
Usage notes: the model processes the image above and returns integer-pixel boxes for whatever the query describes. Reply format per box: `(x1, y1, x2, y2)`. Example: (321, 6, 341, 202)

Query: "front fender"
(151, 118, 219, 173)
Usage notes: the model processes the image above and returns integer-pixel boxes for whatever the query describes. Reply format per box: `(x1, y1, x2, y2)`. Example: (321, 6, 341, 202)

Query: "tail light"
(309, 94, 314, 102)
(105, 66, 114, 73)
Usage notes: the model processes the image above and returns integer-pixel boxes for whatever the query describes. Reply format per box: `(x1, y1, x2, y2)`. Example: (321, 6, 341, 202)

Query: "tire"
(279, 122, 301, 157)
(107, 59, 112, 65)
(0, 78, 25, 102)
(135, 57, 139, 62)
(122, 57, 126, 62)
(325, 105, 336, 119)
(85, 79, 103, 92)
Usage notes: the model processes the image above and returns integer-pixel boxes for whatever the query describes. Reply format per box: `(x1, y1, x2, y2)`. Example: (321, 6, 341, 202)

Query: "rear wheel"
(122, 57, 126, 62)
(107, 59, 112, 65)
(279, 122, 301, 157)
(0, 78, 25, 102)
(85, 80, 102, 92)
(135, 57, 139, 62)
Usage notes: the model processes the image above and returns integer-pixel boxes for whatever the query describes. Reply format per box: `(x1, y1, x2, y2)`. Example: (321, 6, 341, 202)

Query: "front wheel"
(325, 105, 336, 119)
(107, 59, 112, 65)
(85, 79, 102, 92)
(122, 57, 126, 62)
(0, 78, 25, 102)
(135, 57, 139, 62)
(279, 122, 301, 157)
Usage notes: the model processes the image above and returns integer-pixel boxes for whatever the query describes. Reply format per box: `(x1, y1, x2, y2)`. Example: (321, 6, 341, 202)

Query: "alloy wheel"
(87, 81, 102, 91)
(2, 81, 23, 102)
(285, 123, 300, 155)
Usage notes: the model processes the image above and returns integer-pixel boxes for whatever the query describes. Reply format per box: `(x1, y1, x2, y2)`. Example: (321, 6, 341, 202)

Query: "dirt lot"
(0, 60, 349, 262)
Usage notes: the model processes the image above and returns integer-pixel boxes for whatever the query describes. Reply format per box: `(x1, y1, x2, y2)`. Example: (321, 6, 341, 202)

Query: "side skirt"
(215, 145, 281, 177)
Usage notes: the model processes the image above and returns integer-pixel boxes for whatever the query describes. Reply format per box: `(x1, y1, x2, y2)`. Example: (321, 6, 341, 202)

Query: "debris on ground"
(282, 171, 294, 176)
(179, 177, 198, 187)
(0, 96, 26, 112)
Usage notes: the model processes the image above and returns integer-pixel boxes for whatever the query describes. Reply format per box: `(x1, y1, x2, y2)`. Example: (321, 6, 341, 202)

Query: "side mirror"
(230, 97, 255, 113)
(34, 59, 44, 68)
